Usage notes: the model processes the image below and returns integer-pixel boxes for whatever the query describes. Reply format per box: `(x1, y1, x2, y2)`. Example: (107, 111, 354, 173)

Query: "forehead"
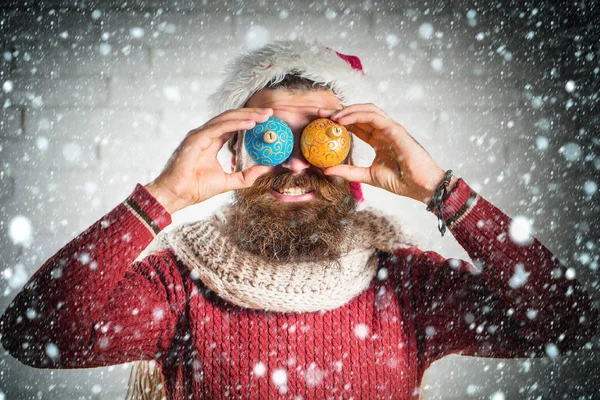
(245, 89, 343, 127)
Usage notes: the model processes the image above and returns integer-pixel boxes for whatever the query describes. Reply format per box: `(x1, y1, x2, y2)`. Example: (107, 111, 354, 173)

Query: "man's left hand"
(318, 104, 458, 205)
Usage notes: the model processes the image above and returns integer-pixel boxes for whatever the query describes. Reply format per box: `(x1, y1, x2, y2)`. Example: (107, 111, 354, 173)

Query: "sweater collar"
(146, 206, 414, 313)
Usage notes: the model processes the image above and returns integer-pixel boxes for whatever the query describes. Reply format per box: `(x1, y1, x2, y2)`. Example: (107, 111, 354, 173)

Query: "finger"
(225, 165, 275, 191)
(330, 103, 387, 119)
(344, 123, 373, 145)
(202, 109, 272, 129)
(334, 111, 395, 132)
(317, 108, 343, 118)
(323, 164, 373, 185)
(202, 119, 258, 139)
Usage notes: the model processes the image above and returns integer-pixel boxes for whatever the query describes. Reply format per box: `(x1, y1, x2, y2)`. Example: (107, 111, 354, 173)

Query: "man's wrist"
(143, 182, 188, 215)
(419, 170, 459, 206)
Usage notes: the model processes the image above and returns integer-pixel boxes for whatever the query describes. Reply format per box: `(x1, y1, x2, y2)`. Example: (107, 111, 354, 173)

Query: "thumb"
(323, 164, 373, 185)
(225, 165, 273, 191)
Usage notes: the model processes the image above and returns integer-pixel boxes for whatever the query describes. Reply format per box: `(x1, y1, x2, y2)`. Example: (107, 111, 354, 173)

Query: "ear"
(230, 155, 236, 173)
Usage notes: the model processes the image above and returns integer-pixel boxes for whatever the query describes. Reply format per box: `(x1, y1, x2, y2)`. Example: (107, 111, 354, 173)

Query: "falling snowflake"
(354, 324, 369, 340)
(253, 362, 266, 377)
(508, 216, 534, 246)
(8, 216, 33, 246)
(508, 263, 530, 289)
(304, 363, 325, 387)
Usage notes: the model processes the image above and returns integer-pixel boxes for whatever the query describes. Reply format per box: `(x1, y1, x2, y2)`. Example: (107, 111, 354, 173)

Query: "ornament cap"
(264, 130, 277, 143)
(327, 125, 343, 138)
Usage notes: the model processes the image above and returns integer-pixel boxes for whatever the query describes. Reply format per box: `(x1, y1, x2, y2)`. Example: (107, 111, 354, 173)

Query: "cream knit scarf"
(141, 206, 415, 313)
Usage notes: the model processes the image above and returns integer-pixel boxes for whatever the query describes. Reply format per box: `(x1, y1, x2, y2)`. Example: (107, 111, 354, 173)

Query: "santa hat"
(209, 39, 377, 203)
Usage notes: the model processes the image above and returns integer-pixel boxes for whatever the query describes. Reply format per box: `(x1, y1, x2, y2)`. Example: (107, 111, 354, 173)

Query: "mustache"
(239, 169, 351, 203)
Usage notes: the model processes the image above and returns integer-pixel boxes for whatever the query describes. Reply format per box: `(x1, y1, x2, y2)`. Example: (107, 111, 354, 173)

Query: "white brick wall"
(1, 1, 599, 399)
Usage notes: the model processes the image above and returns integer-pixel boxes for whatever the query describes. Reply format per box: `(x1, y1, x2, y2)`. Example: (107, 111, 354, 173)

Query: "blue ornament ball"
(244, 116, 294, 166)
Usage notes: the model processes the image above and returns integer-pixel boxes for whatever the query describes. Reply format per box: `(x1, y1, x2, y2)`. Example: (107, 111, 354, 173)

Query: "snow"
(509, 263, 530, 289)
(99, 43, 112, 56)
(526, 309, 538, 320)
(36, 136, 49, 151)
(45, 343, 59, 360)
(376, 267, 388, 280)
(153, 306, 165, 321)
(508, 216, 534, 246)
(271, 368, 287, 386)
(2, 80, 13, 93)
(26, 308, 37, 319)
(535, 136, 549, 151)
(325, 9, 337, 20)
(431, 58, 443, 72)
(245, 25, 270, 49)
(354, 323, 369, 340)
(78, 253, 91, 265)
(62, 142, 82, 163)
(466, 384, 478, 394)
(583, 180, 597, 196)
(129, 27, 145, 39)
(91, 9, 102, 20)
(418, 23, 434, 40)
(425, 326, 436, 337)
(5, 263, 28, 290)
(386, 34, 399, 49)
(558, 142, 582, 162)
(530, 96, 543, 109)
(565, 80, 576, 93)
(545, 343, 560, 358)
(304, 363, 325, 387)
(464, 312, 475, 324)
(253, 362, 266, 377)
(163, 86, 182, 103)
(8, 215, 33, 246)
(491, 392, 505, 400)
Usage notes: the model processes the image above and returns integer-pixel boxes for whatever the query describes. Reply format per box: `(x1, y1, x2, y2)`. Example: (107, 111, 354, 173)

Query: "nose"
(280, 137, 311, 173)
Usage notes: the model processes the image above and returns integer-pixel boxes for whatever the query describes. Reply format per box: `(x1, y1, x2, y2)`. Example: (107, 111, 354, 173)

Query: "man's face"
(223, 88, 359, 263)
(234, 88, 344, 186)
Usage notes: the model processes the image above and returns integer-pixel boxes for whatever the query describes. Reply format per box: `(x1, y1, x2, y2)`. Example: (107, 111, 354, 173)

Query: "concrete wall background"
(0, 0, 599, 398)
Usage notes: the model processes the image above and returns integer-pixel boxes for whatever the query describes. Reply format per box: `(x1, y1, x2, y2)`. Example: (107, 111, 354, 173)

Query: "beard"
(222, 169, 358, 263)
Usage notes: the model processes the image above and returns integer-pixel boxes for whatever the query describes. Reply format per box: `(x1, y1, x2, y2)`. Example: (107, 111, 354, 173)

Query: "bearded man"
(0, 40, 597, 400)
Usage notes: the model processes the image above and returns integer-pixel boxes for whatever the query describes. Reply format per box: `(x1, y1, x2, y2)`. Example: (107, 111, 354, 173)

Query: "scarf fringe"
(125, 360, 166, 400)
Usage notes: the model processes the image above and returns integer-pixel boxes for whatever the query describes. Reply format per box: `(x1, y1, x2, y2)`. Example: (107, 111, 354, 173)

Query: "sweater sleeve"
(387, 178, 599, 370)
(0, 184, 186, 369)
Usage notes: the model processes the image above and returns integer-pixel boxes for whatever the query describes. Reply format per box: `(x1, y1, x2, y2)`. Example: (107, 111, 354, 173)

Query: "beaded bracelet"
(426, 169, 453, 236)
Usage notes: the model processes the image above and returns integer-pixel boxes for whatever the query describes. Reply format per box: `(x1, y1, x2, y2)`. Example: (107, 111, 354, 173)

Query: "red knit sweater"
(0, 179, 597, 399)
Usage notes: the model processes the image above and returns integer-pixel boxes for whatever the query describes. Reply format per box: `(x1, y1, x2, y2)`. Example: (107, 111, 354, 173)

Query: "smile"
(271, 187, 316, 202)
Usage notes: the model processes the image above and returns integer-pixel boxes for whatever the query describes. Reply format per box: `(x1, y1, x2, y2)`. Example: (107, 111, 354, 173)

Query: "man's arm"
(385, 178, 599, 370)
(0, 108, 275, 369)
(0, 184, 185, 368)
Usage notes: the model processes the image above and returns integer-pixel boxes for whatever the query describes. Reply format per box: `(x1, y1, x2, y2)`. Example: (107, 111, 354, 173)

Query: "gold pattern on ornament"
(301, 118, 351, 168)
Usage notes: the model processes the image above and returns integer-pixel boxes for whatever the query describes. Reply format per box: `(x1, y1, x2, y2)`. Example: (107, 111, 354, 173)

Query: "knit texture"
(1, 180, 598, 399)
(142, 207, 414, 313)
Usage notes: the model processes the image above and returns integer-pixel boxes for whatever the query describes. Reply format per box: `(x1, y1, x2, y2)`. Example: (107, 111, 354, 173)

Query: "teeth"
(276, 187, 309, 196)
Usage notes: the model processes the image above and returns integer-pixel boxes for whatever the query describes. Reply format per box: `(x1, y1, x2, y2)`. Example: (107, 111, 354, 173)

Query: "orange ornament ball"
(300, 118, 351, 168)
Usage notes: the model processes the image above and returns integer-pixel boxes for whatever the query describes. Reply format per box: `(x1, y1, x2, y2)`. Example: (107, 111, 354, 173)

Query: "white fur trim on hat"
(208, 39, 377, 115)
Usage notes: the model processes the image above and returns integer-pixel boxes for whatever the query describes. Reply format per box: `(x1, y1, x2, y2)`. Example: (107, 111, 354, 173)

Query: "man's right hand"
(144, 108, 274, 214)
